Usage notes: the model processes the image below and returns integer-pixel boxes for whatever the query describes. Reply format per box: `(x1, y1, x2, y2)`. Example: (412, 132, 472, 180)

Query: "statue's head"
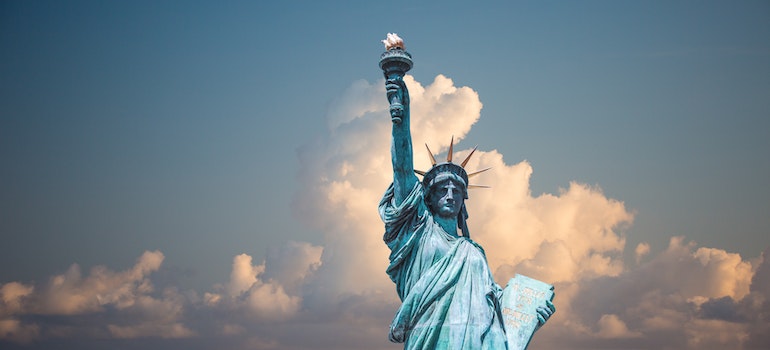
(424, 164, 468, 218)
(416, 138, 490, 237)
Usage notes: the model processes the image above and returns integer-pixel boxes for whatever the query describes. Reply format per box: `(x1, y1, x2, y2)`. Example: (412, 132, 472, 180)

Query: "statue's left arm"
(535, 299, 556, 331)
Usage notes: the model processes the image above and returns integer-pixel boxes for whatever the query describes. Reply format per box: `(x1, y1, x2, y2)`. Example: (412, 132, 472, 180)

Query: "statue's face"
(429, 179, 465, 218)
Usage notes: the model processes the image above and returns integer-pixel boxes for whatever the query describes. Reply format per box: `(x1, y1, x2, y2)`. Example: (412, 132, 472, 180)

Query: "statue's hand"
(386, 77, 409, 105)
(535, 299, 555, 331)
(385, 77, 409, 123)
(386, 77, 400, 100)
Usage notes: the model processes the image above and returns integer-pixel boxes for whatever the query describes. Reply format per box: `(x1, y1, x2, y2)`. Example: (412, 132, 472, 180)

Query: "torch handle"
(385, 74, 407, 124)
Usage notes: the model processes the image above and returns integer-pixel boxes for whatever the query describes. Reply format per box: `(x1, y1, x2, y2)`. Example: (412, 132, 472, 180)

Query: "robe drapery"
(379, 182, 508, 349)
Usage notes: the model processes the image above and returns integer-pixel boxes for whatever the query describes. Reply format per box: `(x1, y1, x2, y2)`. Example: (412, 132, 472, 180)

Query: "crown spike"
(460, 145, 478, 168)
(425, 144, 437, 166)
(447, 136, 454, 162)
(468, 167, 492, 178)
(467, 184, 491, 189)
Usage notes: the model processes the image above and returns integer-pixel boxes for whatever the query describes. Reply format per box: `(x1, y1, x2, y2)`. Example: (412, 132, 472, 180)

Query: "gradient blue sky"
(1, 1, 769, 348)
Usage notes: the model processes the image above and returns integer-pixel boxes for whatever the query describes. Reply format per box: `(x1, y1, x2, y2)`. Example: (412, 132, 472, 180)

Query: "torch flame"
(382, 33, 405, 50)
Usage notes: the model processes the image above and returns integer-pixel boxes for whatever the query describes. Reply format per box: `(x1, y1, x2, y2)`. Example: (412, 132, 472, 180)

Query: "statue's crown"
(414, 137, 490, 193)
(422, 162, 469, 191)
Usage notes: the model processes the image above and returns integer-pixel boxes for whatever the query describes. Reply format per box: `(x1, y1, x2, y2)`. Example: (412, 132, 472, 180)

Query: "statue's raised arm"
(387, 76, 418, 205)
(380, 33, 417, 205)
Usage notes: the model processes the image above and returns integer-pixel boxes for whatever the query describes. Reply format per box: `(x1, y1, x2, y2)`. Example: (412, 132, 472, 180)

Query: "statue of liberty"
(378, 34, 555, 349)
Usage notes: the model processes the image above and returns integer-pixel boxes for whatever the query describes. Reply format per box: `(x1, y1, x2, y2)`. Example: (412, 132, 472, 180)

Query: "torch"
(380, 33, 413, 123)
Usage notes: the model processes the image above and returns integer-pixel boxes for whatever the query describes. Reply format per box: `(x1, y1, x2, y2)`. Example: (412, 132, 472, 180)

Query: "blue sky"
(1, 1, 769, 349)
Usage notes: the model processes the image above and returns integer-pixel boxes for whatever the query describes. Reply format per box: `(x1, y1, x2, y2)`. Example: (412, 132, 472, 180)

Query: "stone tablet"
(501, 274, 555, 350)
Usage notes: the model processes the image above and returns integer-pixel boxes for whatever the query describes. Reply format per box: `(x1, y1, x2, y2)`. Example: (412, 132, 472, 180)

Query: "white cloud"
(262, 241, 323, 294)
(0, 251, 193, 343)
(643, 236, 753, 300)
(37, 250, 164, 315)
(0, 282, 38, 343)
(107, 289, 194, 339)
(0, 282, 34, 316)
(244, 282, 299, 318)
(204, 241, 323, 321)
(555, 238, 765, 349)
(226, 254, 262, 297)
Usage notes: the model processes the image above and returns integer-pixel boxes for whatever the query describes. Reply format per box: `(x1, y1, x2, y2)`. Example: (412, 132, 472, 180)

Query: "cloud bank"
(1, 75, 767, 349)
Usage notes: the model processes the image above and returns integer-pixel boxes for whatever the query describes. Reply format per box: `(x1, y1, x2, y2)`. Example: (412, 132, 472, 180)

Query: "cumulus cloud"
(463, 150, 632, 284)
(226, 254, 262, 297)
(106, 288, 194, 339)
(0, 251, 193, 343)
(0, 282, 34, 316)
(262, 241, 324, 294)
(204, 241, 323, 321)
(0, 242, 324, 347)
(36, 250, 164, 315)
(555, 238, 765, 349)
(0, 282, 38, 343)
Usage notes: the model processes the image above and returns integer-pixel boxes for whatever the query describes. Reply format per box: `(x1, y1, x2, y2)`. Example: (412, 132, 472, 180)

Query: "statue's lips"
(439, 202, 457, 213)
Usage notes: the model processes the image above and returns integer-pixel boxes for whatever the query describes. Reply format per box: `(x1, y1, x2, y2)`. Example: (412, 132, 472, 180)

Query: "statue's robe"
(379, 182, 508, 350)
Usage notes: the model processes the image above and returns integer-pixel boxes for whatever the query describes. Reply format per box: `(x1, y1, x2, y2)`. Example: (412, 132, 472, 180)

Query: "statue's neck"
(434, 215, 459, 237)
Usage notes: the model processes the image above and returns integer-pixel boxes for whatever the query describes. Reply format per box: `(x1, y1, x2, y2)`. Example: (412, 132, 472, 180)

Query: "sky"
(1, 1, 769, 349)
